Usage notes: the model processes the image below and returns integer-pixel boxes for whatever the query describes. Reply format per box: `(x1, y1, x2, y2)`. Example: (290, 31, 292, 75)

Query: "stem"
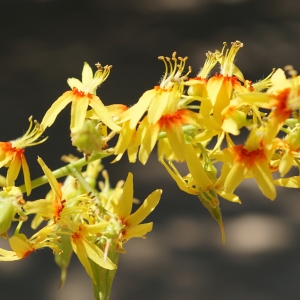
(19, 150, 114, 193)
(68, 165, 107, 215)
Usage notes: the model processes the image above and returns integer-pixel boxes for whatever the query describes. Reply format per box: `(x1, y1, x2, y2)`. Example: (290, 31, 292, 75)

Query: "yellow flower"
(115, 52, 220, 164)
(99, 172, 162, 252)
(161, 143, 240, 244)
(235, 67, 300, 144)
(70, 229, 116, 284)
(117, 52, 191, 129)
(187, 50, 218, 99)
(0, 224, 59, 261)
(41, 62, 120, 133)
(0, 117, 46, 195)
(136, 109, 219, 164)
(24, 156, 65, 224)
(221, 126, 276, 200)
(206, 41, 245, 124)
(24, 157, 116, 283)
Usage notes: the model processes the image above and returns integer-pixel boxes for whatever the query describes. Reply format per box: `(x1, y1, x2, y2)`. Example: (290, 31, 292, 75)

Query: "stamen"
(197, 51, 218, 79)
(215, 40, 244, 77)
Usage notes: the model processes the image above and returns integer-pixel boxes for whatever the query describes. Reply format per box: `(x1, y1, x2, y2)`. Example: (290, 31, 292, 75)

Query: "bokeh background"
(1, 0, 300, 299)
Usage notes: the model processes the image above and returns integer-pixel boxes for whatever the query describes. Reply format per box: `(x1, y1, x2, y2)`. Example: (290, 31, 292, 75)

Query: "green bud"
(71, 120, 106, 156)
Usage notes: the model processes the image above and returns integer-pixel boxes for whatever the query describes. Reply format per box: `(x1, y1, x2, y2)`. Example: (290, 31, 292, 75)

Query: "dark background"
(1, 0, 300, 299)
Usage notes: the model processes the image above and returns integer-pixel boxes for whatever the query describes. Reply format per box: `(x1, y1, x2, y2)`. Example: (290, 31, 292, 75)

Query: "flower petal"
(125, 189, 162, 228)
(165, 122, 185, 162)
(185, 144, 213, 190)
(148, 90, 170, 125)
(252, 160, 276, 200)
(81, 62, 94, 86)
(41, 91, 73, 129)
(70, 96, 89, 132)
(37, 157, 62, 199)
(115, 172, 133, 219)
(118, 89, 156, 129)
(138, 122, 160, 165)
(124, 222, 153, 239)
(89, 96, 121, 132)
(67, 78, 83, 90)
(21, 154, 31, 196)
(6, 154, 21, 187)
(274, 176, 300, 188)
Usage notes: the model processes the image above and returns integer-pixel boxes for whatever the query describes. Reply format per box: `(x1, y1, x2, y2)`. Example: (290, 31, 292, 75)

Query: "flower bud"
(71, 119, 106, 156)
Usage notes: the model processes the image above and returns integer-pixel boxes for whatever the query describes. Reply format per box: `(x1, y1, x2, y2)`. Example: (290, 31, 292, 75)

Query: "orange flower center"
(154, 86, 172, 92)
(158, 110, 184, 127)
(271, 88, 292, 121)
(72, 87, 92, 99)
(231, 144, 266, 167)
(0, 142, 25, 158)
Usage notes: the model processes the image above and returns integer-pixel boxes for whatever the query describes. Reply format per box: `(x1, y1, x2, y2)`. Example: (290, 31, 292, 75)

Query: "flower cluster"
(0, 40, 299, 300)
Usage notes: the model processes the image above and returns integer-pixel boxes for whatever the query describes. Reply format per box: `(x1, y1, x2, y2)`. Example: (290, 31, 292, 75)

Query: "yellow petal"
(21, 155, 31, 196)
(118, 89, 155, 129)
(81, 62, 94, 86)
(279, 151, 294, 177)
(6, 154, 21, 187)
(67, 78, 83, 90)
(224, 162, 248, 194)
(160, 159, 198, 195)
(71, 235, 116, 284)
(9, 234, 32, 258)
(207, 76, 224, 106)
(24, 198, 54, 219)
(124, 222, 153, 239)
(274, 176, 300, 188)
(37, 157, 62, 199)
(82, 222, 109, 235)
(217, 190, 241, 203)
(41, 91, 73, 129)
(165, 123, 185, 162)
(221, 118, 240, 135)
(138, 123, 160, 165)
(0, 248, 20, 261)
(185, 144, 213, 190)
(80, 236, 116, 270)
(89, 96, 121, 132)
(70, 96, 89, 132)
(114, 122, 135, 155)
(71, 236, 95, 283)
(252, 160, 276, 200)
(125, 189, 162, 228)
(148, 90, 170, 125)
(271, 68, 286, 85)
(238, 93, 271, 109)
(115, 172, 133, 219)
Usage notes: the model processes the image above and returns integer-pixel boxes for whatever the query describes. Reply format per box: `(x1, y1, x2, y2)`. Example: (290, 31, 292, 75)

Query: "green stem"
(68, 165, 108, 215)
(19, 151, 114, 193)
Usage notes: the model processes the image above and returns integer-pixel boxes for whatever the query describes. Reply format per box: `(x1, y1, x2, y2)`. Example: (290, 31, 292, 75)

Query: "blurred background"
(1, 0, 300, 299)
